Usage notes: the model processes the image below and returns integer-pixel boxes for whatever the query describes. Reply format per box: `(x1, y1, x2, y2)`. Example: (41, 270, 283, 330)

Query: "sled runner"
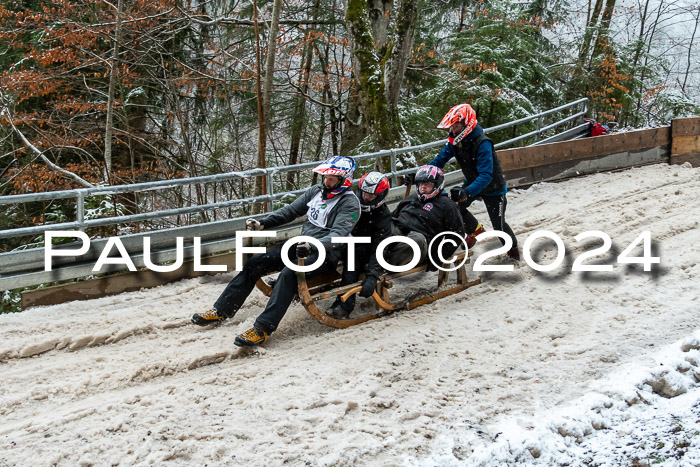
(253, 249, 480, 329)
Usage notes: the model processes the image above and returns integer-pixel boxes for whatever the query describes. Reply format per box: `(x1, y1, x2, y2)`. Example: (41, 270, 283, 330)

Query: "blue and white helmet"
(314, 156, 356, 199)
(313, 155, 356, 179)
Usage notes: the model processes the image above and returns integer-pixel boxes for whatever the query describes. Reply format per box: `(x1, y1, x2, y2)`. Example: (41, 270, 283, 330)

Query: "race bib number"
(306, 192, 341, 228)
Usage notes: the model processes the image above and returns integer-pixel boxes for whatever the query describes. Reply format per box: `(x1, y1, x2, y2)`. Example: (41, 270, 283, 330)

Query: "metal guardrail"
(0, 98, 589, 291)
(0, 98, 588, 240)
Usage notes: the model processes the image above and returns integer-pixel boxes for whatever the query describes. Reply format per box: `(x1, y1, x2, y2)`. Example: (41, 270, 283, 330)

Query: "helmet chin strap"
(322, 176, 351, 199)
(452, 125, 468, 145)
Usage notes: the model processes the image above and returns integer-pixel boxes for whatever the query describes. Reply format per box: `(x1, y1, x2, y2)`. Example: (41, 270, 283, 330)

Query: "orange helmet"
(437, 104, 477, 145)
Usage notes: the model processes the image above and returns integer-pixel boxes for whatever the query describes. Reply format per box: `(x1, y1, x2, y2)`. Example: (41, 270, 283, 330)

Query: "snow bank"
(425, 333, 700, 466)
(1, 163, 699, 466)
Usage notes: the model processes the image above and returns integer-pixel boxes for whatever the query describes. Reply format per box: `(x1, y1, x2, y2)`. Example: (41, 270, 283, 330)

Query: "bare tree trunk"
(252, 0, 282, 213)
(252, 0, 264, 206)
(339, 84, 367, 154)
(345, 0, 417, 169)
(579, 0, 605, 65)
(631, 0, 651, 70)
(104, 0, 124, 184)
(368, 0, 392, 46)
(327, 84, 339, 156)
(384, 0, 417, 114)
(311, 104, 327, 187)
(681, 8, 699, 92)
(286, 45, 312, 190)
(458, 0, 468, 33)
(311, 33, 352, 155)
(617, 0, 652, 126)
(589, 0, 617, 65)
(287, 0, 320, 191)
(262, 0, 283, 139)
(636, 1, 665, 116)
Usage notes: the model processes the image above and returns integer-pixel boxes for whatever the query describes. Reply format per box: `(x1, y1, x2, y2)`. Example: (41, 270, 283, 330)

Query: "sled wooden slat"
(296, 266, 386, 329)
(255, 279, 274, 297)
(293, 249, 480, 329)
(256, 271, 341, 298)
(403, 279, 481, 310)
(339, 286, 400, 311)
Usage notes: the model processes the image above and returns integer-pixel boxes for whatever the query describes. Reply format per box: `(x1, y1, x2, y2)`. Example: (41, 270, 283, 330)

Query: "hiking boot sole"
(191, 315, 225, 326)
(234, 336, 266, 347)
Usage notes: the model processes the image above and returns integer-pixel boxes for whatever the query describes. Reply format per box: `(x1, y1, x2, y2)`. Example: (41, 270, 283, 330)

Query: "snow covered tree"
(345, 0, 418, 168)
(403, 1, 562, 148)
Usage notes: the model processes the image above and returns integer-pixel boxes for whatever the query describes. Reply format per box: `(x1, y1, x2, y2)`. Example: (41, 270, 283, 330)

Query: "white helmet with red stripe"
(437, 103, 478, 145)
(358, 171, 390, 212)
(414, 165, 445, 202)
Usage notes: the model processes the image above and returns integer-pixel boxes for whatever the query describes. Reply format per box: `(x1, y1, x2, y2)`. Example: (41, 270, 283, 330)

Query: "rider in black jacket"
(328, 172, 393, 319)
(389, 165, 465, 268)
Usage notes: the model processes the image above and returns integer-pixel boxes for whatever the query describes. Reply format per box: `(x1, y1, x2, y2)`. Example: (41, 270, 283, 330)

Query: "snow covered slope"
(1, 163, 699, 466)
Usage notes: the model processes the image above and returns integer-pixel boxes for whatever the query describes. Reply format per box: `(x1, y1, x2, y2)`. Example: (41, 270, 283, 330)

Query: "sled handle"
(340, 286, 399, 311)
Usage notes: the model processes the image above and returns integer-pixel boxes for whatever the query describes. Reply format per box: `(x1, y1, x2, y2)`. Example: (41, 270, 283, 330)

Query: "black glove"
(450, 186, 467, 202)
(402, 173, 415, 186)
(296, 241, 311, 259)
(359, 275, 377, 298)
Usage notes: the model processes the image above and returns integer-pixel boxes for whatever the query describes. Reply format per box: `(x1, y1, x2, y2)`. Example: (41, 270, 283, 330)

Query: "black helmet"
(358, 172, 390, 212)
(414, 165, 445, 202)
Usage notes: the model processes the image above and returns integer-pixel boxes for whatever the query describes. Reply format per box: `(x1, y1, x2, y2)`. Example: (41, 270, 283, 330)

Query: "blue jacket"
(429, 125, 507, 197)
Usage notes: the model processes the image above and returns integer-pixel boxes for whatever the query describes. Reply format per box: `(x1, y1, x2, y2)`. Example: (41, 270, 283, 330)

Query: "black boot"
(327, 303, 351, 319)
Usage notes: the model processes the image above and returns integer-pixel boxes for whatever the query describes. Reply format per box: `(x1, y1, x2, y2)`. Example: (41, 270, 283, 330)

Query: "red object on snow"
(584, 118, 610, 137)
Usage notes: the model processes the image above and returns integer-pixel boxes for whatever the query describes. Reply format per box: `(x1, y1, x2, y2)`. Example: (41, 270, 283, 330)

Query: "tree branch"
(0, 106, 95, 188)
(284, 75, 360, 126)
(173, 7, 342, 27)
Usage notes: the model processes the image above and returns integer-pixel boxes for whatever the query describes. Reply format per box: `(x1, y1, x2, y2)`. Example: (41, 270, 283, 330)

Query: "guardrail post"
(266, 171, 274, 213)
(390, 149, 397, 186)
(76, 191, 85, 230)
(535, 116, 543, 143)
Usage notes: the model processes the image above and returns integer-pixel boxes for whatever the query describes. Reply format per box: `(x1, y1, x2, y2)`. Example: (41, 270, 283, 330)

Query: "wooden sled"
(253, 250, 480, 329)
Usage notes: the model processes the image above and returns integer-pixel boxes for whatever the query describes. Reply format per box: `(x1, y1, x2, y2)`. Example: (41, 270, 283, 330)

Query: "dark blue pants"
(332, 244, 373, 312)
(459, 194, 517, 247)
(213, 243, 336, 334)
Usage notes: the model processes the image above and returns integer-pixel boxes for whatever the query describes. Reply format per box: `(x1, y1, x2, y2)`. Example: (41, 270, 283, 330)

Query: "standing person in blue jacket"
(429, 103, 519, 260)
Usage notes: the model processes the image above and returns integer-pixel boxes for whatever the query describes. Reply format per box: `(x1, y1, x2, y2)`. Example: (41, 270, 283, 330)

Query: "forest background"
(2, 0, 698, 193)
(0, 0, 698, 266)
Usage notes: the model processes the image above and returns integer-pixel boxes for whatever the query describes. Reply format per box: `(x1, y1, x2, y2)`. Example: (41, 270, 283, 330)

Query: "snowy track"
(1, 163, 699, 465)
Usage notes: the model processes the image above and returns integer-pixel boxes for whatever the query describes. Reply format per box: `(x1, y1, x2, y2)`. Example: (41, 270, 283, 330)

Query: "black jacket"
(352, 204, 392, 277)
(429, 125, 507, 197)
(392, 192, 466, 262)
